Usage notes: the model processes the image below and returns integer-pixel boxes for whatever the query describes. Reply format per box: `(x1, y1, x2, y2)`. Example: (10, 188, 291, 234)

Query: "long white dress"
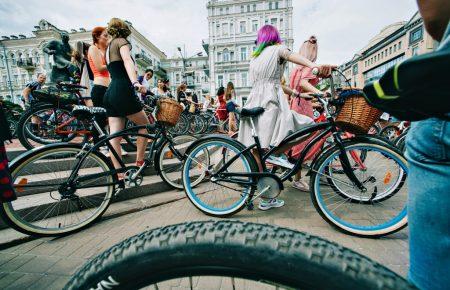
(238, 45, 314, 148)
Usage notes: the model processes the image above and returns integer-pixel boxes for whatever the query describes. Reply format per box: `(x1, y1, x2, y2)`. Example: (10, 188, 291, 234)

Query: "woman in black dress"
(104, 18, 149, 173)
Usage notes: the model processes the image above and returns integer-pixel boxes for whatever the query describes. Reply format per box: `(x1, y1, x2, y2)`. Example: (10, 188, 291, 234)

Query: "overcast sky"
(0, 0, 418, 64)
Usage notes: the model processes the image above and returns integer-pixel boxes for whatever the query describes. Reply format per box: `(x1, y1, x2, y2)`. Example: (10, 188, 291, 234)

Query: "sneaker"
(292, 180, 310, 192)
(100, 146, 109, 157)
(266, 154, 294, 169)
(258, 198, 285, 211)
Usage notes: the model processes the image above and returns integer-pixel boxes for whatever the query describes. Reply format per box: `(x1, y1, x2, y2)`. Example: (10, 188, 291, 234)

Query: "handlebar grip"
(312, 67, 319, 76)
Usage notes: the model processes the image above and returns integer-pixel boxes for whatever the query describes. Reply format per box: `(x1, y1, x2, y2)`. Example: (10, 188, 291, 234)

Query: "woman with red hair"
(88, 27, 110, 108)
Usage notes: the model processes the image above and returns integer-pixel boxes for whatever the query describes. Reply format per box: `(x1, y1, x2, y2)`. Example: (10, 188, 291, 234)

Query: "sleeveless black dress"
(103, 38, 142, 117)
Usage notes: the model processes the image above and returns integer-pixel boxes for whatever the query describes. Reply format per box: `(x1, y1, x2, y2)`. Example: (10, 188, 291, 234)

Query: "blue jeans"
(405, 116, 450, 290)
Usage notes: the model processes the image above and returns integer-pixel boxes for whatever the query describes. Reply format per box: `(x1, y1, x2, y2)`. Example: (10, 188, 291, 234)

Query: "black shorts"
(90, 85, 108, 108)
(104, 81, 143, 117)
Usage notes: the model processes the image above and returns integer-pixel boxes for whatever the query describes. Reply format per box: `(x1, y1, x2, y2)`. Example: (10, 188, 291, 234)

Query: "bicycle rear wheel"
(0, 144, 116, 236)
(64, 221, 415, 290)
(310, 141, 408, 237)
(182, 137, 258, 217)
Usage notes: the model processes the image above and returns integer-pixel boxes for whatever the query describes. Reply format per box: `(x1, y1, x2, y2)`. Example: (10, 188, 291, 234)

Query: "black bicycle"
(0, 105, 206, 236)
(182, 89, 408, 238)
(64, 221, 416, 290)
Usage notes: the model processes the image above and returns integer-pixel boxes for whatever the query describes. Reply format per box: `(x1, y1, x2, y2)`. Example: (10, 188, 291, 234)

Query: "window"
(218, 75, 224, 87)
(269, 2, 272, 10)
(230, 51, 235, 61)
(240, 47, 248, 61)
(219, 8, 223, 15)
(253, 4, 256, 11)
(226, 7, 229, 14)
(229, 73, 236, 83)
(217, 52, 222, 62)
(176, 74, 180, 83)
(389, 47, 392, 54)
(412, 46, 419, 56)
(385, 49, 388, 55)
(241, 72, 248, 87)
(216, 24, 220, 35)
(223, 49, 230, 62)
(275, 1, 279, 9)
(352, 64, 358, 75)
(394, 44, 397, 52)
(398, 41, 402, 50)
(279, 18, 284, 30)
(363, 55, 405, 84)
(222, 23, 229, 36)
(252, 20, 258, 32)
(241, 5, 244, 13)
(247, 5, 250, 12)
(270, 18, 277, 26)
(240, 21, 246, 33)
(410, 26, 423, 44)
(230, 23, 234, 34)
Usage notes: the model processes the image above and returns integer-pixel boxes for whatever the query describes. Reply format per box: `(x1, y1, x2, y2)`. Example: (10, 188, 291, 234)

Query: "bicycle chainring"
(124, 168, 143, 187)
(257, 177, 281, 199)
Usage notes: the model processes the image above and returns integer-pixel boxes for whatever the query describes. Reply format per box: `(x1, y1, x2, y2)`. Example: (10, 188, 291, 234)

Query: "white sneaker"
(258, 198, 285, 211)
(292, 180, 310, 192)
(266, 155, 294, 169)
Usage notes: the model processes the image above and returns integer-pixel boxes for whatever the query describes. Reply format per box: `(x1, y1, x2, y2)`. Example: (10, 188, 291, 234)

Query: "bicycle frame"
(66, 122, 183, 189)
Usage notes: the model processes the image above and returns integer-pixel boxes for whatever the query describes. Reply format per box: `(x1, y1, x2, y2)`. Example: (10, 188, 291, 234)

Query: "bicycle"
(379, 121, 410, 143)
(182, 82, 408, 238)
(0, 104, 207, 236)
(17, 82, 93, 149)
(64, 221, 416, 290)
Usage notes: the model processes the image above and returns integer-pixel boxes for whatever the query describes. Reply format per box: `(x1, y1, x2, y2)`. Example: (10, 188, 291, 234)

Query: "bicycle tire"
(64, 221, 416, 290)
(182, 136, 258, 217)
(0, 143, 117, 237)
(310, 140, 408, 238)
(17, 103, 88, 149)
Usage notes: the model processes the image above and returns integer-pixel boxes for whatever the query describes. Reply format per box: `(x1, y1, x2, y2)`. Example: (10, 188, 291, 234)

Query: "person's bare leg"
(126, 110, 150, 163)
(108, 117, 126, 170)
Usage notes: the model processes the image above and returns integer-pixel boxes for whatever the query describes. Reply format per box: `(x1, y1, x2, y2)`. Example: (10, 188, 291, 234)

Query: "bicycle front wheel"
(182, 137, 258, 217)
(65, 221, 415, 290)
(310, 141, 408, 237)
(155, 135, 203, 189)
(0, 144, 116, 236)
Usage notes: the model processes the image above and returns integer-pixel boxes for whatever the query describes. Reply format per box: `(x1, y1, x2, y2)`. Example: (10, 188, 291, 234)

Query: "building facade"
(162, 55, 210, 101)
(205, 0, 293, 105)
(0, 19, 166, 104)
(340, 12, 438, 88)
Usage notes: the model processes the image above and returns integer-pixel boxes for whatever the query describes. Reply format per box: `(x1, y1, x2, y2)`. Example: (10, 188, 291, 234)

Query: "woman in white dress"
(238, 25, 334, 210)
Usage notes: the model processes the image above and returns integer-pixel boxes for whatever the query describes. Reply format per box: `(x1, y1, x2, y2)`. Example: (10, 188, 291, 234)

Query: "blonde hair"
(107, 18, 131, 39)
(299, 37, 318, 62)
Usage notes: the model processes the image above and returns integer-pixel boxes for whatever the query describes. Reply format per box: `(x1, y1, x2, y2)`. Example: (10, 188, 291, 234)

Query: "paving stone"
(46, 258, 86, 275)
(0, 272, 25, 289)
(4, 273, 44, 290)
(15, 255, 61, 273)
(0, 254, 36, 272)
(0, 253, 18, 267)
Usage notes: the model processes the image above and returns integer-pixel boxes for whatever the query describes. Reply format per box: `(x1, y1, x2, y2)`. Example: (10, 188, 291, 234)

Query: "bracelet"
(132, 81, 139, 87)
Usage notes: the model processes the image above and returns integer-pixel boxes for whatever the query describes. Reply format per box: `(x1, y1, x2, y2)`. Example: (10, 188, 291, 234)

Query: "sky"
(0, 0, 418, 64)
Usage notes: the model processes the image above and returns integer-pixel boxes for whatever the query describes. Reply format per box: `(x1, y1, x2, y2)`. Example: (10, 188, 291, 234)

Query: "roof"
(359, 21, 406, 54)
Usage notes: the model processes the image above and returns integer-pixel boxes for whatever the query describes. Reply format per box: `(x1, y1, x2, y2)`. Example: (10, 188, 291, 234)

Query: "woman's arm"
(119, 45, 146, 93)
(286, 52, 335, 78)
(300, 79, 322, 94)
(88, 46, 107, 72)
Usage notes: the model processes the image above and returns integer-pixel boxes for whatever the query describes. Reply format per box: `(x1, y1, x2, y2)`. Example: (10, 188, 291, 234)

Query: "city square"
(0, 0, 449, 289)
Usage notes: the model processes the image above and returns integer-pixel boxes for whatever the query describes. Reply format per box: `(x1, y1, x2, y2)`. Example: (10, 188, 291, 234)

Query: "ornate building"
(340, 12, 438, 88)
(0, 19, 166, 104)
(205, 0, 293, 105)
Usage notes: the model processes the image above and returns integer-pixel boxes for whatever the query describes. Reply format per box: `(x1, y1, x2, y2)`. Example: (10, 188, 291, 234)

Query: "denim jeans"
(405, 116, 450, 290)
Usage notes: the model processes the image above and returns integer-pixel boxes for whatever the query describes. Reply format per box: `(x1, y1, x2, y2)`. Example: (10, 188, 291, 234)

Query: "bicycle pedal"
(114, 180, 126, 196)
(246, 201, 254, 211)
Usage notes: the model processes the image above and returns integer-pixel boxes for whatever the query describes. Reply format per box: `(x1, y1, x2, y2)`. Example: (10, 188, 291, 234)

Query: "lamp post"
(177, 46, 203, 90)
(0, 41, 15, 102)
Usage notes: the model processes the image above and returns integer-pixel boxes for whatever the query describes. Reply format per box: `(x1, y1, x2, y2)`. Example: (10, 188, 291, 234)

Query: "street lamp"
(177, 46, 203, 87)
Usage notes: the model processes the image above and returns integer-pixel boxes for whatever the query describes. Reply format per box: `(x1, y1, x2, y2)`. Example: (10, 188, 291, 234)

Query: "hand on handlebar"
(313, 65, 337, 78)
(134, 84, 147, 94)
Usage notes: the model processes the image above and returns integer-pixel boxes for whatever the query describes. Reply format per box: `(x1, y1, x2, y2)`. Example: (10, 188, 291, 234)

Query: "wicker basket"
(156, 98, 183, 127)
(335, 89, 382, 134)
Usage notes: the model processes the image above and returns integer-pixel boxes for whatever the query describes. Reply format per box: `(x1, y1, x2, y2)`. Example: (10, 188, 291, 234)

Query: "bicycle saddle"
(72, 105, 107, 118)
(236, 107, 265, 118)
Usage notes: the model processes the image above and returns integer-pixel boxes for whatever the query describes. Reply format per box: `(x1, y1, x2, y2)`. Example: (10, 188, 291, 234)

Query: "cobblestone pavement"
(0, 184, 409, 290)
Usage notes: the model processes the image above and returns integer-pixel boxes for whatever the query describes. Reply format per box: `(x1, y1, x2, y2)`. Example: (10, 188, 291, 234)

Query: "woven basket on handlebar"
(335, 89, 382, 134)
(156, 98, 183, 127)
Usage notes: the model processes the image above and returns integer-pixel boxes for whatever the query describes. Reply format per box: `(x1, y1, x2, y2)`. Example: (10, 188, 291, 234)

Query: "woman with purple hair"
(238, 25, 334, 211)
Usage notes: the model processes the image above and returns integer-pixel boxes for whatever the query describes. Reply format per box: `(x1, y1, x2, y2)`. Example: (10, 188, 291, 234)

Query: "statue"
(43, 32, 75, 83)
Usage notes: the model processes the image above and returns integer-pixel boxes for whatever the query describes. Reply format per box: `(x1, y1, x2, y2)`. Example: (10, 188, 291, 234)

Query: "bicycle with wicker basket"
(0, 97, 208, 237)
(182, 72, 408, 238)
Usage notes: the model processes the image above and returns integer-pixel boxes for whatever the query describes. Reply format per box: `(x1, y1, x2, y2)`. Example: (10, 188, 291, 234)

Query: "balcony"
(154, 65, 167, 79)
(135, 53, 152, 67)
(17, 59, 37, 70)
